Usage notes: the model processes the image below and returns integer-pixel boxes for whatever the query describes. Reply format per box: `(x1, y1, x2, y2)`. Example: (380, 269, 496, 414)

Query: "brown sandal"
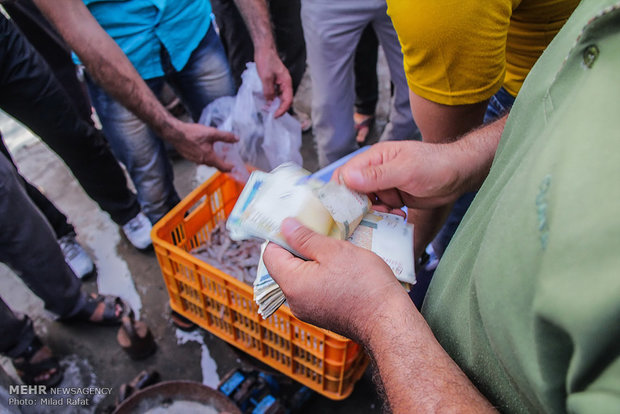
(117, 314, 157, 360)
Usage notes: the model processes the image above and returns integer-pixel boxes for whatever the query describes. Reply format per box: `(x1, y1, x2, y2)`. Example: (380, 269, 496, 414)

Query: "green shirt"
(422, 1, 620, 412)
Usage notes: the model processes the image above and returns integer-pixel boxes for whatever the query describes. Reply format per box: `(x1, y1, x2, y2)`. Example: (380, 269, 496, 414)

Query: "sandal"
(354, 113, 375, 146)
(170, 310, 197, 331)
(12, 336, 63, 387)
(116, 370, 160, 405)
(64, 293, 132, 325)
(117, 315, 157, 360)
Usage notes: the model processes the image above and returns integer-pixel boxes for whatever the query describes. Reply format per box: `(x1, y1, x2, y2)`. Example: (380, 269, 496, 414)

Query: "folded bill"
(348, 211, 416, 285)
(229, 163, 415, 319)
(227, 163, 370, 253)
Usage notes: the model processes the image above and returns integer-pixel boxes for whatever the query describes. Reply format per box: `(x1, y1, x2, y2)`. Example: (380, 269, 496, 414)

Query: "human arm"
(406, 92, 491, 256)
(33, 0, 237, 170)
(233, 0, 293, 117)
(335, 114, 507, 257)
(263, 219, 497, 413)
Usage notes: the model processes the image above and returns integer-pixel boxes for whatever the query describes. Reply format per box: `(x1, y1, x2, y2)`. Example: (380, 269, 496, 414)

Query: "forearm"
(34, 0, 181, 142)
(408, 116, 508, 258)
(233, 0, 276, 54)
(366, 293, 496, 413)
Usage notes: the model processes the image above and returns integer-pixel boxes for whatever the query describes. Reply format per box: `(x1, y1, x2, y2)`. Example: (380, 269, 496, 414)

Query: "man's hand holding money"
(263, 218, 407, 343)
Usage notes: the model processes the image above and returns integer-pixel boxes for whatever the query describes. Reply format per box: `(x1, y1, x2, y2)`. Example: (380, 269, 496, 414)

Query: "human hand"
(164, 120, 238, 170)
(334, 141, 465, 211)
(254, 47, 293, 117)
(263, 218, 407, 342)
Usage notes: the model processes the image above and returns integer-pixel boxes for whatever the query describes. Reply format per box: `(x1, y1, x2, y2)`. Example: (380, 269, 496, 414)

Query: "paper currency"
(253, 242, 287, 318)
(227, 163, 370, 254)
(228, 163, 415, 318)
(348, 211, 416, 285)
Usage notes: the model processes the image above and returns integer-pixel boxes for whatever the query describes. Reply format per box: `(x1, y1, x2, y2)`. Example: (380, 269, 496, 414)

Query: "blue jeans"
(86, 25, 235, 223)
(484, 86, 515, 124)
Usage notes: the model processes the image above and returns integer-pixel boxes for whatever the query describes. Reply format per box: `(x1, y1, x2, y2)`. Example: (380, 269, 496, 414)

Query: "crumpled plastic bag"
(199, 63, 303, 182)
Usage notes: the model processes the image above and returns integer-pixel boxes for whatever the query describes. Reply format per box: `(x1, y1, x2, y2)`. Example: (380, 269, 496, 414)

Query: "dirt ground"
(0, 54, 393, 413)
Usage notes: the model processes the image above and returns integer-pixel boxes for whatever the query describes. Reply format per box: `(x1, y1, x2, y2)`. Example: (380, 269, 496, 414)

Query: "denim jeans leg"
(164, 25, 236, 121)
(484, 87, 516, 124)
(86, 78, 180, 223)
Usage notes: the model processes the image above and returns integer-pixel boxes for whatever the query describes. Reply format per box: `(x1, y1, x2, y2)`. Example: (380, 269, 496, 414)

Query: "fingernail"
(344, 169, 364, 187)
(281, 217, 302, 236)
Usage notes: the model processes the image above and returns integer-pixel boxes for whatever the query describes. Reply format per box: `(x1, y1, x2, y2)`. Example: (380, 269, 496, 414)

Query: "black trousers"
(1, 0, 93, 122)
(354, 25, 379, 116)
(0, 151, 84, 357)
(0, 137, 74, 238)
(211, 0, 307, 94)
(0, 14, 140, 226)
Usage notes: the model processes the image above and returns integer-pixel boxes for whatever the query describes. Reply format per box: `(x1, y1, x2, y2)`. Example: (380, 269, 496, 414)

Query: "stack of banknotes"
(227, 163, 416, 318)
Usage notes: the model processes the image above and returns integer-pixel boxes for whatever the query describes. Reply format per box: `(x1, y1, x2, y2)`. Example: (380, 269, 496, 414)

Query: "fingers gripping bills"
(226, 163, 416, 318)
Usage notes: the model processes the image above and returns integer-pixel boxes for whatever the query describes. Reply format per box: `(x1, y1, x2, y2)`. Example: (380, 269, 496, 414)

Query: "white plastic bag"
(199, 63, 302, 182)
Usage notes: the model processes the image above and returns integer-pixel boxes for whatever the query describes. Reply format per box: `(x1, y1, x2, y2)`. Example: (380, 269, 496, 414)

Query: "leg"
(301, 2, 367, 166)
(165, 25, 236, 121)
(371, 8, 420, 142)
(0, 16, 140, 226)
(0, 136, 74, 239)
(2, 0, 93, 123)
(211, 0, 255, 91)
(269, 0, 306, 94)
(353, 24, 379, 145)
(484, 87, 515, 124)
(0, 152, 84, 320)
(212, 0, 306, 94)
(354, 24, 379, 116)
(0, 299, 36, 359)
(85, 76, 180, 223)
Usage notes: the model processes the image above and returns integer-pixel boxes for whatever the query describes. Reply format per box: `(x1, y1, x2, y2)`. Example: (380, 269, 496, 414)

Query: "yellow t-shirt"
(386, 0, 579, 105)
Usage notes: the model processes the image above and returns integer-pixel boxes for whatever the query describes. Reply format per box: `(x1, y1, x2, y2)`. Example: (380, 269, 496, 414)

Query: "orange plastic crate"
(151, 172, 369, 399)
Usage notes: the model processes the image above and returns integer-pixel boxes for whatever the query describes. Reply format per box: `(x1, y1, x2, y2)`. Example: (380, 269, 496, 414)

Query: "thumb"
(207, 129, 238, 144)
(281, 218, 338, 262)
(261, 76, 276, 102)
(341, 162, 398, 194)
(207, 156, 234, 172)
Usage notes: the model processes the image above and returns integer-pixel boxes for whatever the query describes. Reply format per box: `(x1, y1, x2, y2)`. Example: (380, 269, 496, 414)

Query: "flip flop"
(354, 114, 375, 146)
(170, 310, 197, 331)
(117, 315, 157, 360)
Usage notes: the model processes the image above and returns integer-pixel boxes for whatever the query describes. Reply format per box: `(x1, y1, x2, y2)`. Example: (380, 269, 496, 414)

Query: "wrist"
(254, 44, 278, 61)
(361, 288, 418, 349)
(155, 113, 183, 143)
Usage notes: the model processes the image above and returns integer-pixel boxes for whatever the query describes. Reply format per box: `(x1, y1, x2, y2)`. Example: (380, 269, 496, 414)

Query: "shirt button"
(583, 45, 599, 68)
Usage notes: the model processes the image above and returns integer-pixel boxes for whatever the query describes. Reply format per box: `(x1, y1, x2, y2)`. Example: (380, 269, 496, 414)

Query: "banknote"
(347, 211, 416, 285)
(253, 242, 286, 318)
(227, 163, 370, 255)
(228, 163, 415, 318)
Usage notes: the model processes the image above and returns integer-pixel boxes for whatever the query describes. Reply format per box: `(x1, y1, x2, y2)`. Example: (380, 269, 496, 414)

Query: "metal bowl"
(113, 380, 241, 414)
